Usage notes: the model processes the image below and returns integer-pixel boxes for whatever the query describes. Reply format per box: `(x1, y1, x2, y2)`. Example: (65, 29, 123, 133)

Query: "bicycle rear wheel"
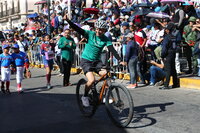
(105, 83, 134, 127)
(76, 78, 98, 117)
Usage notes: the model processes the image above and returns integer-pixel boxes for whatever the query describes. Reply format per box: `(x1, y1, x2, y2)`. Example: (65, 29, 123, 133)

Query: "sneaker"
(47, 84, 51, 89)
(155, 80, 164, 86)
(103, 98, 114, 104)
(6, 89, 11, 94)
(137, 81, 146, 85)
(1, 86, 5, 94)
(159, 86, 170, 90)
(126, 84, 137, 89)
(81, 96, 90, 107)
(17, 88, 24, 94)
(149, 82, 154, 86)
(63, 83, 72, 87)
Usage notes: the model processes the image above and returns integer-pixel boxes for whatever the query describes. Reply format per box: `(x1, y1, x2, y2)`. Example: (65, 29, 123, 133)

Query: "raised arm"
(64, 15, 85, 36)
(107, 45, 122, 61)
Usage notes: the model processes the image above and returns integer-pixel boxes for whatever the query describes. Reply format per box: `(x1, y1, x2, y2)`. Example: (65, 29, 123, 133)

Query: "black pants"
(62, 59, 72, 86)
(185, 45, 192, 72)
(164, 50, 178, 87)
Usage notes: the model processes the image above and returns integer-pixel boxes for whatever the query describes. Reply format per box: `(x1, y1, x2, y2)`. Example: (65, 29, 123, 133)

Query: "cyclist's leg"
(85, 72, 95, 96)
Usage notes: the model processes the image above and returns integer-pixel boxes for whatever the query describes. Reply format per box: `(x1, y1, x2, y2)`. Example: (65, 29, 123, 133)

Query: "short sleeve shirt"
(81, 30, 112, 61)
(0, 53, 14, 67)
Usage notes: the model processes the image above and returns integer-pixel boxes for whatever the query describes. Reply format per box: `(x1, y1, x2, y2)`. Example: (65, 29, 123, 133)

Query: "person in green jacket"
(58, 29, 76, 86)
(183, 16, 197, 74)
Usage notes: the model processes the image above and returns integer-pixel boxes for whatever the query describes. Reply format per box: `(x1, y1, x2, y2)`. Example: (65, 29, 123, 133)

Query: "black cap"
(166, 22, 175, 31)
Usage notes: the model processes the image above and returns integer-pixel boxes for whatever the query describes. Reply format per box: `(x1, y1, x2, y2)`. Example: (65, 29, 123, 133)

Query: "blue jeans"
(137, 61, 145, 82)
(150, 65, 166, 84)
(198, 59, 200, 76)
(128, 57, 138, 84)
(196, 9, 200, 18)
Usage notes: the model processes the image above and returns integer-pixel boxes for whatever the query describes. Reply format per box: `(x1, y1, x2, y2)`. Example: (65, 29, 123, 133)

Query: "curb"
(29, 65, 200, 90)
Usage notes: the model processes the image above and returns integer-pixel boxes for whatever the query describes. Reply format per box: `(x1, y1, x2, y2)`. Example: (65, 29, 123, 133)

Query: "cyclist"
(65, 16, 123, 107)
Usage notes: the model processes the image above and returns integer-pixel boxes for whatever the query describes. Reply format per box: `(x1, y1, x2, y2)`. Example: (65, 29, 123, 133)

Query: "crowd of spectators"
(0, 0, 200, 89)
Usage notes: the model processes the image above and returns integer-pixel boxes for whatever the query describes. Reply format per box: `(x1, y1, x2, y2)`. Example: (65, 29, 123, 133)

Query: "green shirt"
(58, 37, 76, 61)
(81, 30, 112, 61)
(183, 25, 197, 44)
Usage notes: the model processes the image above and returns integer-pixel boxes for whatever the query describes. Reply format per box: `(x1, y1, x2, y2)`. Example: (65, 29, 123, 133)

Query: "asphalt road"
(0, 68, 200, 133)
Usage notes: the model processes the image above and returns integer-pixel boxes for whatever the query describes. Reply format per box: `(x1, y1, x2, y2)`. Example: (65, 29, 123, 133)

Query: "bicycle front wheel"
(76, 78, 97, 117)
(105, 83, 134, 127)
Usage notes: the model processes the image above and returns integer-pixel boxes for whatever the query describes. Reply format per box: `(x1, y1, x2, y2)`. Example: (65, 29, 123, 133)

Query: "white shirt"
(58, 15, 63, 23)
(17, 40, 25, 52)
(149, 29, 160, 45)
(156, 29, 165, 43)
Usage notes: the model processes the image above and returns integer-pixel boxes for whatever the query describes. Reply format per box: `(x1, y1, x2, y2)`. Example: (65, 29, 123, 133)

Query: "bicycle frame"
(93, 72, 111, 104)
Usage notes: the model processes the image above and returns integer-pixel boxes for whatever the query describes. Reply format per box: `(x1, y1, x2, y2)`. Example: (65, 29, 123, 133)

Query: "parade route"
(0, 68, 200, 133)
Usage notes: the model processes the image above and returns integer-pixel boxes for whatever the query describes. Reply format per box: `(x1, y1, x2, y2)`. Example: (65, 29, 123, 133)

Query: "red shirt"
(134, 29, 147, 46)
(51, 18, 55, 27)
(41, 42, 51, 54)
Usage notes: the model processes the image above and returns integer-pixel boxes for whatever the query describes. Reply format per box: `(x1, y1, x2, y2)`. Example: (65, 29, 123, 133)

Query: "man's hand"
(69, 41, 73, 46)
(192, 27, 196, 31)
(120, 61, 127, 66)
(50, 39, 54, 43)
(150, 60, 156, 65)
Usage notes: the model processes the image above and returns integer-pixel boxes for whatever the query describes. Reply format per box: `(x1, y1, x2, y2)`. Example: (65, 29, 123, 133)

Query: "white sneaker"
(103, 98, 114, 104)
(17, 88, 24, 93)
(81, 96, 90, 107)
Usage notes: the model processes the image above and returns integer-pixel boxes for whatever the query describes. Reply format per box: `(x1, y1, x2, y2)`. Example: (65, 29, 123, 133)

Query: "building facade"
(0, 0, 38, 30)
(0, 0, 93, 30)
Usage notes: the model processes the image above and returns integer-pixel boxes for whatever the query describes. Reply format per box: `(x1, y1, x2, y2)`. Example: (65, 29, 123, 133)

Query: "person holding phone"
(58, 29, 76, 86)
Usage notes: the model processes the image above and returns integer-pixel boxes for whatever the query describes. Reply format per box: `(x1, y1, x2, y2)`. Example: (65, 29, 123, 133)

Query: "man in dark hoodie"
(160, 23, 179, 90)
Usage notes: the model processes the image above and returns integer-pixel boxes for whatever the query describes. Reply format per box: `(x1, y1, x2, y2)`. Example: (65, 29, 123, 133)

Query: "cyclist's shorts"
(80, 58, 103, 75)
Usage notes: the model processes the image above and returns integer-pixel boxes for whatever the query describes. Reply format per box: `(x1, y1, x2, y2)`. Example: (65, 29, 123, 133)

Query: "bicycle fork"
(98, 80, 108, 104)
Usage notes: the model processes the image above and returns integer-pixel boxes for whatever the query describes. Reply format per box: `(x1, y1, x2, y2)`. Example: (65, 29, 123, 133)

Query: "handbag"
(45, 51, 55, 60)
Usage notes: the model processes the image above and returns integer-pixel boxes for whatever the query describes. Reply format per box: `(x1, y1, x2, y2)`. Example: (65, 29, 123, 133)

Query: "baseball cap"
(166, 22, 175, 31)
(146, 25, 152, 30)
(2, 44, 10, 49)
(12, 44, 19, 49)
(121, 22, 129, 27)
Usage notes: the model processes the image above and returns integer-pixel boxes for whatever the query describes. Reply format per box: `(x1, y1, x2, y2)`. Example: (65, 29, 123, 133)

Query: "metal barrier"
(72, 42, 128, 74)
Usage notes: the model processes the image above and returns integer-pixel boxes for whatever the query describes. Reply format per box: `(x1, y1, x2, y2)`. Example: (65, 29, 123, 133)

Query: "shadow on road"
(0, 90, 128, 133)
(128, 102, 174, 128)
(0, 79, 175, 133)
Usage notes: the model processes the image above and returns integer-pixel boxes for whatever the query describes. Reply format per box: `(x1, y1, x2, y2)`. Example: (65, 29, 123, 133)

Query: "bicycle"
(76, 66, 134, 127)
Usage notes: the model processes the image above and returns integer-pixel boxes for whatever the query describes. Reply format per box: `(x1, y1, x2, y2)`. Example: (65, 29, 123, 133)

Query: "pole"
(47, 0, 51, 35)
(68, 0, 71, 19)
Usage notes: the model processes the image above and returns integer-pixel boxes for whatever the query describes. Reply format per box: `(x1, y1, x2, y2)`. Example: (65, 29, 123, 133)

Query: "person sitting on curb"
(149, 59, 165, 86)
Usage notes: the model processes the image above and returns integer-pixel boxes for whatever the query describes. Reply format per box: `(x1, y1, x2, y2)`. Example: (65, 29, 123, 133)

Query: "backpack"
(20, 41, 29, 52)
(137, 46, 145, 62)
(161, 31, 177, 58)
